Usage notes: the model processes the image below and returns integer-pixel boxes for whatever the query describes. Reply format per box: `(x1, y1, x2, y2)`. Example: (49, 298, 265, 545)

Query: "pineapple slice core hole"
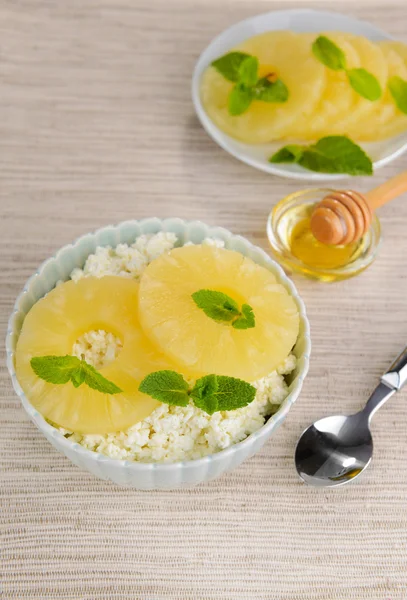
(72, 329, 123, 370)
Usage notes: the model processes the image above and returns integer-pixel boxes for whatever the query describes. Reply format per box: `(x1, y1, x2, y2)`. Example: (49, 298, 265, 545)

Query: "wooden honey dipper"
(310, 171, 407, 246)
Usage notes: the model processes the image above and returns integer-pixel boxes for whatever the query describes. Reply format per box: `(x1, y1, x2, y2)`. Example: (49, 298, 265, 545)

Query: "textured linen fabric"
(1, 1, 407, 598)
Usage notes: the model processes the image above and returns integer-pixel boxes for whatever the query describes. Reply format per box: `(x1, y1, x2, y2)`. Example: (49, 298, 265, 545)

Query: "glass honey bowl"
(267, 189, 381, 282)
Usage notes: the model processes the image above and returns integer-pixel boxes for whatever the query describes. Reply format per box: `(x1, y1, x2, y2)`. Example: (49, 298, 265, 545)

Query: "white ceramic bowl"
(6, 218, 310, 489)
(192, 8, 407, 181)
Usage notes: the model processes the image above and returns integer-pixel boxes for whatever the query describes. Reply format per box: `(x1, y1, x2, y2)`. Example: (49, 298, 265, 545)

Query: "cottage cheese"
(59, 233, 297, 463)
(73, 330, 122, 369)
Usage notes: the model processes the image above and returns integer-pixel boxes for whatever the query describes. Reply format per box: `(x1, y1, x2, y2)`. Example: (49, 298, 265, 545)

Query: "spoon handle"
(365, 171, 407, 210)
(381, 346, 407, 391)
(362, 382, 395, 422)
(361, 346, 407, 421)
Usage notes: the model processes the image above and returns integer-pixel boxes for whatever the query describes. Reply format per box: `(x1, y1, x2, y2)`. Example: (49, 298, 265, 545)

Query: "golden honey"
(289, 210, 364, 270)
(267, 189, 381, 282)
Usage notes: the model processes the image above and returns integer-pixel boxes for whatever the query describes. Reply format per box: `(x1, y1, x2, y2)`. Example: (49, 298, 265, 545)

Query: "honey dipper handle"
(365, 171, 407, 210)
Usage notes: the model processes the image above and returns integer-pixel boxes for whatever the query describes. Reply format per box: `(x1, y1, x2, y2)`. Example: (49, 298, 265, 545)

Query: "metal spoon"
(295, 346, 407, 487)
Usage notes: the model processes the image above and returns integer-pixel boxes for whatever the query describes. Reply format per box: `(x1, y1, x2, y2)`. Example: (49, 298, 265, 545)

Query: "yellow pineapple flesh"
(201, 31, 407, 143)
(283, 33, 360, 140)
(371, 41, 407, 139)
(15, 276, 176, 433)
(384, 40, 407, 68)
(138, 245, 299, 381)
(201, 31, 326, 143)
(331, 37, 400, 140)
(320, 33, 387, 138)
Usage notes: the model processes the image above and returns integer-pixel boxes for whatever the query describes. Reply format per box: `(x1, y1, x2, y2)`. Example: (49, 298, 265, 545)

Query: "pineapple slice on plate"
(200, 31, 326, 143)
(351, 42, 407, 140)
(329, 34, 389, 138)
(139, 245, 299, 382)
(15, 276, 175, 434)
(284, 33, 361, 140)
(377, 41, 407, 135)
(384, 40, 407, 64)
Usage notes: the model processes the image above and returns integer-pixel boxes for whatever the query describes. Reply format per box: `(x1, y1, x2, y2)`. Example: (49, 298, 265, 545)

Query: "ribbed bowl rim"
(6, 218, 311, 473)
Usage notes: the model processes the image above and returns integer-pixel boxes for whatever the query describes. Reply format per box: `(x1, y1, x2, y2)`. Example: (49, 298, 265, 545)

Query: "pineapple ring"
(139, 245, 300, 381)
(330, 34, 389, 138)
(384, 40, 407, 65)
(283, 33, 360, 140)
(200, 31, 326, 143)
(351, 42, 407, 140)
(15, 276, 176, 434)
(373, 41, 407, 139)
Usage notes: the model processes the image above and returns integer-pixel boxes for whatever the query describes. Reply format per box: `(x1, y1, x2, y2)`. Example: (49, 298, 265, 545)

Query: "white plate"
(192, 9, 407, 181)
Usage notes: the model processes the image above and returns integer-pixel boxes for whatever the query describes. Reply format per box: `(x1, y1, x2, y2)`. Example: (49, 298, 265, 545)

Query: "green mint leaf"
(192, 290, 255, 329)
(192, 375, 256, 415)
(388, 75, 407, 114)
(30, 355, 122, 394)
(298, 149, 342, 174)
(300, 145, 372, 176)
(190, 374, 219, 414)
(139, 370, 190, 407)
(269, 145, 305, 164)
(312, 36, 347, 71)
(223, 300, 239, 313)
(140, 370, 256, 415)
(82, 362, 123, 394)
(192, 289, 240, 322)
(269, 136, 373, 176)
(71, 364, 86, 388)
(299, 145, 372, 176)
(311, 136, 373, 175)
(242, 303, 255, 326)
(238, 56, 258, 87)
(233, 304, 255, 330)
(191, 374, 219, 400)
(211, 51, 251, 82)
(299, 149, 347, 174)
(311, 135, 362, 158)
(254, 78, 289, 103)
(31, 355, 81, 384)
(228, 83, 253, 115)
(346, 68, 382, 101)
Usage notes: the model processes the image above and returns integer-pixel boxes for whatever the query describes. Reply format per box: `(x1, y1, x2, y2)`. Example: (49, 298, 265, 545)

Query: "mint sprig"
(312, 36, 347, 71)
(388, 75, 407, 114)
(191, 374, 256, 413)
(138, 370, 189, 406)
(211, 52, 289, 115)
(312, 36, 382, 102)
(211, 51, 251, 82)
(233, 303, 255, 330)
(228, 83, 253, 116)
(270, 135, 373, 176)
(346, 68, 382, 101)
(238, 55, 259, 87)
(192, 289, 255, 329)
(253, 77, 289, 103)
(139, 371, 256, 415)
(31, 355, 123, 394)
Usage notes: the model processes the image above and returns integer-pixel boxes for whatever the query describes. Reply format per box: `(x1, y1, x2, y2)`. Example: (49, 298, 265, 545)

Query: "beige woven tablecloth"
(1, 1, 407, 598)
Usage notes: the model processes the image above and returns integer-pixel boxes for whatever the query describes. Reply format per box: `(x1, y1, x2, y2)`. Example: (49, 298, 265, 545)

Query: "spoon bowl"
(294, 340, 407, 488)
(295, 413, 373, 487)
